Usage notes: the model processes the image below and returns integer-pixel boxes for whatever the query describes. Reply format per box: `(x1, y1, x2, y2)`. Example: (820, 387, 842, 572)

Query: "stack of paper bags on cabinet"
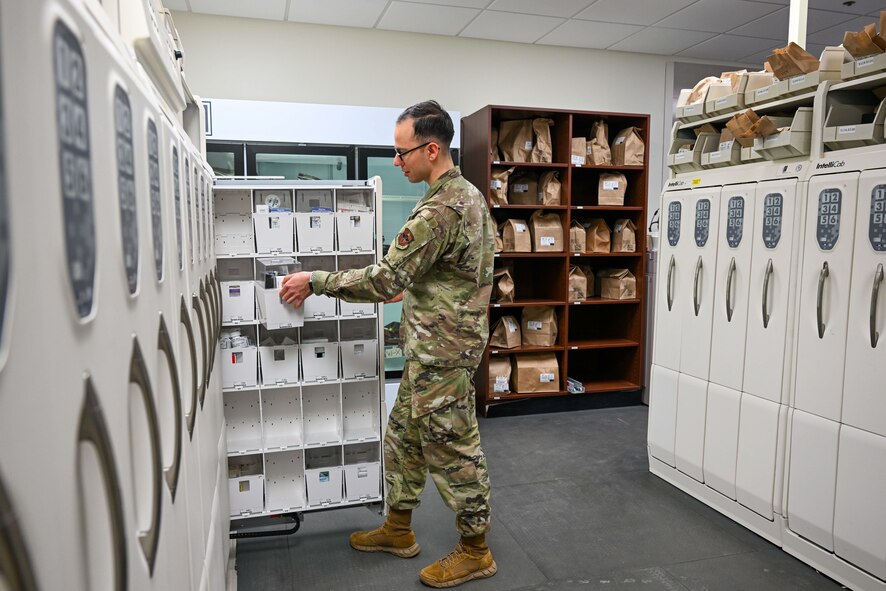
(612, 127, 644, 165)
(521, 306, 557, 347)
(585, 218, 611, 253)
(507, 170, 560, 206)
(569, 266, 593, 301)
(612, 219, 637, 252)
(488, 357, 512, 395)
(489, 315, 521, 349)
(570, 120, 611, 165)
(843, 14, 886, 59)
(569, 220, 586, 252)
(598, 173, 627, 205)
(500, 219, 531, 252)
(512, 353, 560, 393)
(529, 211, 563, 252)
(490, 167, 514, 206)
(766, 42, 820, 80)
(497, 118, 554, 163)
(725, 108, 783, 147)
(596, 269, 637, 300)
(492, 267, 515, 303)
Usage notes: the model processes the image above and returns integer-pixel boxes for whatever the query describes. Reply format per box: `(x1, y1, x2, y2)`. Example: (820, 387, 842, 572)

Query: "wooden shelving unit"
(462, 104, 650, 415)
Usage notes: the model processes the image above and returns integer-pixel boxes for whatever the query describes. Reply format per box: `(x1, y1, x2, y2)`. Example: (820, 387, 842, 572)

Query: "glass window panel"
(255, 153, 347, 180)
(207, 151, 235, 177)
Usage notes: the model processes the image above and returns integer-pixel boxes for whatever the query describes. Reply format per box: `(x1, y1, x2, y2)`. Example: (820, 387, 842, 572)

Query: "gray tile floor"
(233, 405, 843, 591)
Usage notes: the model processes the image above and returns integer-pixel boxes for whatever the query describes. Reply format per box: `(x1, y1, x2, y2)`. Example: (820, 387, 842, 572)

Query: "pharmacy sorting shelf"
(213, 179, 386, 520)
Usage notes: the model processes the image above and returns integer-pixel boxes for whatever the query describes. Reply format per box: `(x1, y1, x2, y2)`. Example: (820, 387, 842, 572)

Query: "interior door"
(794, 173, 859, 422)
(652, 191, 687, 372)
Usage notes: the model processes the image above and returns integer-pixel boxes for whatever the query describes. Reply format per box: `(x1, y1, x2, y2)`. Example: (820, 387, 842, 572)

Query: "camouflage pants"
(384, 361, 492, 537)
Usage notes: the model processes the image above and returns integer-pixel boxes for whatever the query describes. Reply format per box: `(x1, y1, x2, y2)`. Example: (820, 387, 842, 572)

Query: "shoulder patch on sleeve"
(396, 228, 415, 248)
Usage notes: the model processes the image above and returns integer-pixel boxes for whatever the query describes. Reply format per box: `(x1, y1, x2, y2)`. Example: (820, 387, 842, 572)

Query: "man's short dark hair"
(397, 100, 454, 148)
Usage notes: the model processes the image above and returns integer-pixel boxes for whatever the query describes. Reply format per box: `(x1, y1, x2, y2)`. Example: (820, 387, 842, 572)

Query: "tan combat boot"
(349, 507, 420, 558)
(418, 534, 497, 588)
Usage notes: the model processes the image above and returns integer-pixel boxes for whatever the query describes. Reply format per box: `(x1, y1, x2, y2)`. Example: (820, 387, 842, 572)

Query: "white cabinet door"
(652, 191, 688, 372)
(744, 180, 802, 405)
(679, 188, 723, 381)
(710, 185, 756, 391)
(786, 409, 840, 552)
(735, 393, 782, 519)
(833, 425, 886, 580)
(674, 373, 708, 482)
(703, 383, 741, 500)
(647, 364, 679, 467)
(842, 169, 886, 437)
(795, 173, 859, 422)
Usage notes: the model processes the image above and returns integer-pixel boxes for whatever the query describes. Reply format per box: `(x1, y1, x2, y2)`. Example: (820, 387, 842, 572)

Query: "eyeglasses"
(394, 141, 432, 161)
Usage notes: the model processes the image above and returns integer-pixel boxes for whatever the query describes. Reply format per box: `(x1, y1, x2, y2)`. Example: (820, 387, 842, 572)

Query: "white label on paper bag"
(540, 236, 555, 246)
(603, 180, 620, 190)
(491, 179, 502, 189)
(514, 184, 529, 193)
(515, 223, 527, 233)
(791, 74, 806, 84)
(571, 155, 584, 166)
(539, 373, 555, 383)
(858, 56, 875, 69)
(505, 317, 518, 332)
(494, 376, 508, 392)
(524, 140, 534, 150)
(527, 321, 543, 330)
(838, 125, 857, 135)
(719, 141, 734, 151)
(614, 136, 626, 145)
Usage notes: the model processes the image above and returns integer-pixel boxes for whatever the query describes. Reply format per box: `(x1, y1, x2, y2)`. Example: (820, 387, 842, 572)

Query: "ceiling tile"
(609, 26, 718, 55)
(163, 0, 190, 11)
(377, 2, 480, 35)
(728, 7, 857, 39)
(677, 33, 781, 61)
(575, 0, 698, 26)
(188, 0, 286, 20)
(739, 42, 785, 66)
(288, 0, 388, 28)
(808, 0, 884, 15)
(459, 10, 564, 43)
(656, 0, 782, 33)
(485, 0, 594, 18)
(807, 14, 878, 45)
(404, 0, 492, 7)
(536, 19, 644, 49)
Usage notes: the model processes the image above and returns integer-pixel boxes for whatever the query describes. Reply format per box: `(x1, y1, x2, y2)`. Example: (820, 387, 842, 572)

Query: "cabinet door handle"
(0, 473, 39, 591)
(666, 255, 676, 311)
(693, 255, 703, 317)
(726, 257, 736, 322)
(78, 377, 128, 591)
(200, 280, 214, 377)
(762, 258, 773, 328)
(180, 296, 198, 439)
(872, 263, 884, 348)
(192, 293, 208, 409)
(817, 261, 830, 339)
(157, 313, 183, 500)
(129, 336, 163, 575)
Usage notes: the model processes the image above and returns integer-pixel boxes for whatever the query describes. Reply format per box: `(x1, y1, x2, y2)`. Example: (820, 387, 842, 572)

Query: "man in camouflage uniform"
(279, 100, 496, 588)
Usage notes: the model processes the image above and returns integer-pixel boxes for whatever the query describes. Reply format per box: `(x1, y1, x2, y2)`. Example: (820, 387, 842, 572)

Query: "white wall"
(172, 12, 692, 207)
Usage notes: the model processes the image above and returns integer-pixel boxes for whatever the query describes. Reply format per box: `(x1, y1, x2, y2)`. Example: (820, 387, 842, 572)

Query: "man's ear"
(427, 142, 440, 162)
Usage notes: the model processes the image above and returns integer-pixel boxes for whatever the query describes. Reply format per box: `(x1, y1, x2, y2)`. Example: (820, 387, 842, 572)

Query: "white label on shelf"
(716, 96, 729, 106)
(505, 317, 518, 332)
(757, 87, 770, 96)
(576, 206, 583, 210)
(571, 155, 585, 166)
(603, 180, 620, 190)
(541, 236, 555, 246)
(524, 140, 534, 150)
(310, 215, 321, 228)
(791, 74, 806, 85)
(857, 56, 875, 68)
(571, 346, 578, 350)
(710, 151, 721, 159)
(514, 183, 529, 193)
(719, 141, 734, 151)
(515, 223, 527, 233)
(491, 179, 502, 189)
(527, 321, 543, 330)
(614, 136, 626, 145)
(540, 372, 555, 383)
(494, 377, 509, 392)
(837, 125, 857, 135)
(349, 215, 361, 227)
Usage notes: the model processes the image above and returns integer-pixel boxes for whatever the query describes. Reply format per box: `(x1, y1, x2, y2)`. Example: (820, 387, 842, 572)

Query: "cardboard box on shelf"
(490, 315, 521, 349)
(500, 219, 532, 252)
(508, 170, 539, 205)
(597, 268, 637, 300)
(490, 167, 514, 206)
(531, 118, 555, 163)
(569, 220, 586, 253)
(511, 353, 560, 394)
(538, 171, 561, 206)
(521, 306, 558, 347)
(529, 211, 564, 252)
(598, 172, 627, 206)
(571, 137, 587, 166)
(612, 127, 644, 165)
(585, 218, 611, 253)
(612, 219, 637, 253)
(569, 266, 588, 301)
(588, 120, 611, 165)
(489, 357, 512, 395)
(492, 267, 515, 303)
(498, 119, 534, 162)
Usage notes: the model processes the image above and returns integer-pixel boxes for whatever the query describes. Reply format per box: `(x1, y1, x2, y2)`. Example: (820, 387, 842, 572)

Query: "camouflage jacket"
(312, 166, 495, 368)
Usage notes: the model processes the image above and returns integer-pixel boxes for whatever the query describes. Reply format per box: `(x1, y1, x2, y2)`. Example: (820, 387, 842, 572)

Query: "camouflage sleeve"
(312, 206, 459, 302)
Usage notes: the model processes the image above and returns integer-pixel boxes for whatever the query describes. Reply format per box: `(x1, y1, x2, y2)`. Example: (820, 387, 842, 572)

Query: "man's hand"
(279, 272, 313, 308)
(385, 292, 404, 304)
